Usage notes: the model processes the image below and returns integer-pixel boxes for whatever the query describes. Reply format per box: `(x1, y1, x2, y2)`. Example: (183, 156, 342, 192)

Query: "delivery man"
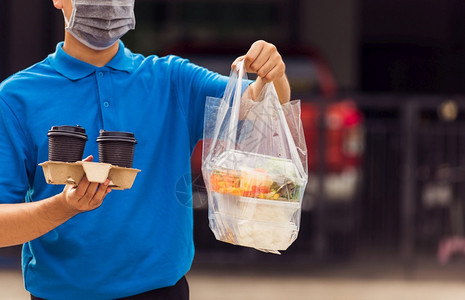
(0, 0, 290, 299)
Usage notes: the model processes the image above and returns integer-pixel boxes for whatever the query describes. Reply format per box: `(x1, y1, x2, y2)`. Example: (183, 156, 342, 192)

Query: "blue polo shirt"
(0, 41, 229, 299)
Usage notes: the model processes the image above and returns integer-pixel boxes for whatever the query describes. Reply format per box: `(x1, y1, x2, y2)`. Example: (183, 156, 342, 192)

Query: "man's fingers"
(255, 57, 275, 81)
(82, 155, 93, 162)
(91, 183, 111, 208)
(231, 55, 245, 70)
(81, 181, 99, 203)
(248, 45, 276, 74)
(260, 63, 285, 83)
(261, 65, 278, 83)
(243, 41, 265, 72)
(74, 175, 91, 198)
(92, 180, 110, 205)
(72, 157, 94, 200)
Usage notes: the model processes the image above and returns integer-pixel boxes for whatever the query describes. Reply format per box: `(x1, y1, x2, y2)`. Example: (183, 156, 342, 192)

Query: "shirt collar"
(48, 40, 135, 80)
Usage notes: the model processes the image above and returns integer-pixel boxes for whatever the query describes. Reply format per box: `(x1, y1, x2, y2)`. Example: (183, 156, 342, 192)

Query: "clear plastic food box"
(207, 150, 306, 202)
(204, 150, 305, 252)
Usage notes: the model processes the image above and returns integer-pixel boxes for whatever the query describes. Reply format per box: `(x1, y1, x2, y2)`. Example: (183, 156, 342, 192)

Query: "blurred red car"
(302, 100, 364, 208)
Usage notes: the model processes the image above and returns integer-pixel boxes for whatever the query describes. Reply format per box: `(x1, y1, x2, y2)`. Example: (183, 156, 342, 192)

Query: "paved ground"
(189, 273, 465, 300)
(3, 258, 465, 300)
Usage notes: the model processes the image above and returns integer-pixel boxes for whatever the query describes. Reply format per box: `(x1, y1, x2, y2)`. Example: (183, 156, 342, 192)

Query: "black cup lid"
(96, 130, 137, 143)
(48, 125, 88, 139)
(49, 125, 86, 133)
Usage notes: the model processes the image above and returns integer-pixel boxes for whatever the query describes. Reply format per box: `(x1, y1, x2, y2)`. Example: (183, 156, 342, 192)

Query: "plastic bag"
(202, 61, 308, 254)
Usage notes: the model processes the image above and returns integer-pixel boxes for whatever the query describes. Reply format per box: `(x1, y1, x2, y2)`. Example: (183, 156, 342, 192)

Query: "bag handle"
(202, 61, 246, 167)
(225, 61, 246, 151)
(267, 83, 307, 180)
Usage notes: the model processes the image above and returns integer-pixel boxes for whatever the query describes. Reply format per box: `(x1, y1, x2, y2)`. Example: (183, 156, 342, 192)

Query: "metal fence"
(344, 95, 465, 265)
(399, 97, 465, 265)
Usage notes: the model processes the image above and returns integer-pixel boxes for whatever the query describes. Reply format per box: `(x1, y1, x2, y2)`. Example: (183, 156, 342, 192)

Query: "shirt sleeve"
(171, 56, 229, 151)
(0, 96, 32, 204)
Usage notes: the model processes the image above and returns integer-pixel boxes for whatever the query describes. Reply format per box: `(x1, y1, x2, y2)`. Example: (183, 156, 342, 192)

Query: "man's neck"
(62, 32, 119, 67)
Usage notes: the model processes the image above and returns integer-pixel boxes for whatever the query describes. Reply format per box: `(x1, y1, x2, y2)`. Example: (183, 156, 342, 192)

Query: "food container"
(206, 150, 306, 202)
(210, 192, 300, 223)
(204, 150, 306, 252)
(209, 213, 299, 251)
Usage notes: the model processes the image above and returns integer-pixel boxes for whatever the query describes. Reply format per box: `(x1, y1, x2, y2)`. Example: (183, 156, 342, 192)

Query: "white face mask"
(63, 0, 136, 50)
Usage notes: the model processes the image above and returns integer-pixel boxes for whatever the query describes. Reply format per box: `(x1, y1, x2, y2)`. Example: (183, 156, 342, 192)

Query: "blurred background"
(3, 0, 465, 299)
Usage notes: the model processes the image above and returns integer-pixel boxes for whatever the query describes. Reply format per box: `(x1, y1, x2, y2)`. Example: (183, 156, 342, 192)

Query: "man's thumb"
(82, 155, 93, 162)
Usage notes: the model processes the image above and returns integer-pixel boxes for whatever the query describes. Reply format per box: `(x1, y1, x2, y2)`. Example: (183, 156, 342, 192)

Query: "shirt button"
(98, 72, 104, 77)
(103, 101, 110, 107)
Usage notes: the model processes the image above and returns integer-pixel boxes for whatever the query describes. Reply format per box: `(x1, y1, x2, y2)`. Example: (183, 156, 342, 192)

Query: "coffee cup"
(96, 130, 137, 168)
(48, 125, 88, 162)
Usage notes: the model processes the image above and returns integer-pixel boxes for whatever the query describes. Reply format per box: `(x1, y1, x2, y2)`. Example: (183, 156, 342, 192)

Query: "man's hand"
(232, 40, 290, 104)
(59, 155, 111, 214)
(0, 155, 112, 247)
(232, 40, 286, 83)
